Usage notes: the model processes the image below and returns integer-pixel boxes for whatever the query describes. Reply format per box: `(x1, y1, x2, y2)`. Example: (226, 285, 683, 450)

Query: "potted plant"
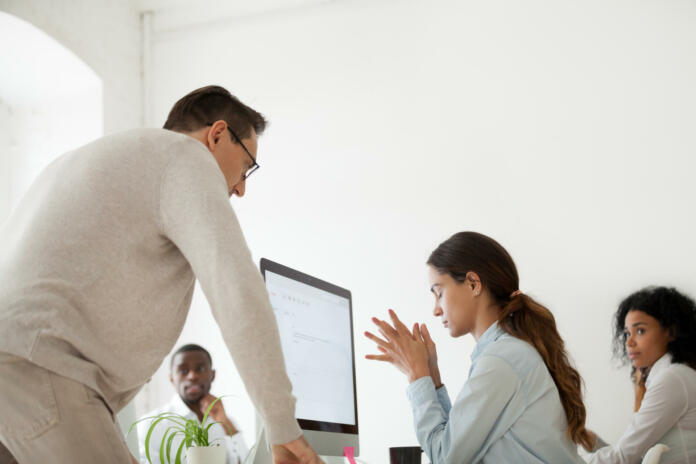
(130, 396, 229, 464)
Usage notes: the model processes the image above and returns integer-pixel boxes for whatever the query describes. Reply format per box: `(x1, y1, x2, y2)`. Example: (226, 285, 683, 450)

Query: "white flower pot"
(186, 444, 226, 464)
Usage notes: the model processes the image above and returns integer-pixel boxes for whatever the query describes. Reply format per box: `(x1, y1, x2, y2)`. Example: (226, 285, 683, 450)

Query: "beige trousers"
(0, 353, 133, 464)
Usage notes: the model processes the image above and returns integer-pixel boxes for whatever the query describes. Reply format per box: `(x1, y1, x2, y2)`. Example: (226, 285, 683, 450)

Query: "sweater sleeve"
(158, 147, 301, 445)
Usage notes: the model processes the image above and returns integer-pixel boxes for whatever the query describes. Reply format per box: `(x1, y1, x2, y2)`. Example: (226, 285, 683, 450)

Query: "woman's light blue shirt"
(407, 322, 584, 464)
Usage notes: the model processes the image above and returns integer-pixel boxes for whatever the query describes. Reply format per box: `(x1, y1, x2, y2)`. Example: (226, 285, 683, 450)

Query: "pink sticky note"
(343, 446, 357, 464)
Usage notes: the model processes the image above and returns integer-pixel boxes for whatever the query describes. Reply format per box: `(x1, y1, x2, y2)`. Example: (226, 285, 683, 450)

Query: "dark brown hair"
(427, 231, 592, 450)
(163, 85, 267, 139)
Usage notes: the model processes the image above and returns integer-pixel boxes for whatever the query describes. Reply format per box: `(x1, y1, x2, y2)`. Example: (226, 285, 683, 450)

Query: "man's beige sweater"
(0, 128, 301, 445)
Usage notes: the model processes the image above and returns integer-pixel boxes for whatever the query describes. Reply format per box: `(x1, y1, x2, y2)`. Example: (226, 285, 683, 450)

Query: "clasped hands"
(365, 309, 442, 388)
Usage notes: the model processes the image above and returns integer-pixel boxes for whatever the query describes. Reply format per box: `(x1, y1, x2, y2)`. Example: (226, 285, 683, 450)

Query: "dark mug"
(389, 446, 422, 464)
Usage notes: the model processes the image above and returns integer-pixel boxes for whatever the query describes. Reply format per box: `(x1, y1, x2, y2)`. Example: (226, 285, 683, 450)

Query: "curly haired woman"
(587, 286, 696, 463)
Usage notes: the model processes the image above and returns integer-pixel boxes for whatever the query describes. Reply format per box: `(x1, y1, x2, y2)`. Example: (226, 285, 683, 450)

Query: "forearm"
(207, 266, 300, 444)
(407, 377, 451, 464)
(163, 206, 300, 442)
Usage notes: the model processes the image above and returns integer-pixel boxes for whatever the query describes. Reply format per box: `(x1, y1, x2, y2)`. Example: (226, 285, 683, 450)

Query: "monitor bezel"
(260, 258, 359, 436)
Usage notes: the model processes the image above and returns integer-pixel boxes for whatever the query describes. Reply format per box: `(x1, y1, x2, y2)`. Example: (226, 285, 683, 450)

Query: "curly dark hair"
(613, 286, 696, 370)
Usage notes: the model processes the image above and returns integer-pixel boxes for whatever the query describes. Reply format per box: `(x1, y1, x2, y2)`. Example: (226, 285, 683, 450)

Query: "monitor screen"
(261, 259, 358, 435)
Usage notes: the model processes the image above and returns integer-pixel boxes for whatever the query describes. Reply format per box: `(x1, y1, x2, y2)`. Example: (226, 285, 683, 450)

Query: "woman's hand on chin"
(364, 309, 431, 384)
(633, 366, 648, 412)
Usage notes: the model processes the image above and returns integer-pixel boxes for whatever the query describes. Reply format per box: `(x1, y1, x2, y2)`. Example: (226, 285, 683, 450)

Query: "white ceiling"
(135, 0, 339, 33)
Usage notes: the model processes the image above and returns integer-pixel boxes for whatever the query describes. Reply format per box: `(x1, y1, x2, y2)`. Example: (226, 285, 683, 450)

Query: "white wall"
(0, 11, 103, 221)
(126, 0, 696, 462)
(0, 0, 142, 134)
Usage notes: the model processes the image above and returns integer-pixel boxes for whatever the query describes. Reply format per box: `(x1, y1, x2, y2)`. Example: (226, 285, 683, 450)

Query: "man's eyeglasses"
(207, 123, 260, 180)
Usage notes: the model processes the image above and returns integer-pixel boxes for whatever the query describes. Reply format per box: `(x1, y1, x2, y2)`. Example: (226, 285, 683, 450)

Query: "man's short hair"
(170, 343, 213, 369)
(163, 85, 267, 139)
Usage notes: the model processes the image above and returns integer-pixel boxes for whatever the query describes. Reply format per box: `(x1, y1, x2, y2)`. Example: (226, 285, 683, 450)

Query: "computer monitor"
(259, 258, 359, 457)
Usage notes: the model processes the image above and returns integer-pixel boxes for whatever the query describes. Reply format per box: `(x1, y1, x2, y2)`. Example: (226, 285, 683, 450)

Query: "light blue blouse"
(407, 322, 584, 463)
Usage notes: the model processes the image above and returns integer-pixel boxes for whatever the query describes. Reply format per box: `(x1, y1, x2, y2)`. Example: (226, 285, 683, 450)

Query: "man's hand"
(271, 435, 324, 464)
(199, 394, 238, 436)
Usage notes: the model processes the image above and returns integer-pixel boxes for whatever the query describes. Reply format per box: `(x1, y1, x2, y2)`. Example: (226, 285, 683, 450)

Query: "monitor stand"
(248, 428, 349, 464)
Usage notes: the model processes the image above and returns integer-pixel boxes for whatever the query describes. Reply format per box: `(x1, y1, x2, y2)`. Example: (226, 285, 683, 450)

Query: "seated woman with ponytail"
(365, 231, 589, 463)
(586, 286, 696, 463)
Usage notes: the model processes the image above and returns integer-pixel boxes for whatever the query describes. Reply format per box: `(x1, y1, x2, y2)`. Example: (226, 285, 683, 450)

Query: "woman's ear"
(465, 271, 482, 296)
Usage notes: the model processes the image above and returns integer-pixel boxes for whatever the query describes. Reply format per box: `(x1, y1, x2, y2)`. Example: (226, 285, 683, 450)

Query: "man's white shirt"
(137, 395, 248, 464)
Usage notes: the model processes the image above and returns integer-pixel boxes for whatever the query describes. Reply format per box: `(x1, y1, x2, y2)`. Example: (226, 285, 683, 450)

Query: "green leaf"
(143, 414, 187, 464)
(160, 425, 185, 464)
(166, 430, 182, 464)
(127, 413, 185, 438)
(204, 420, 229, 437)
(159, 427, 169, 464)
(201, 396, 224, 428)
(174, 439, 186, 464)
(197, 425, 208, 447)
(135, 398, 238, 463)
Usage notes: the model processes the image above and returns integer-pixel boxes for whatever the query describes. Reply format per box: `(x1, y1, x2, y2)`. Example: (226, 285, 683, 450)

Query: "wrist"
(408, 365, 431, 384)
(223, 419, 238, 436)
(430, 366, 442, 387)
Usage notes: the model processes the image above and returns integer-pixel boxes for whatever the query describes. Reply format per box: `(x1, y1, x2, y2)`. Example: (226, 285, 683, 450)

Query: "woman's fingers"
(388, 309, 412, 338)
(364, 330, 390, 350)
(413, 322, 423, 342)
(412, 323, 421, 341)
(421, 323, 434, 345)
(365, 353, 393, 362)
(372, 316, 398, 339)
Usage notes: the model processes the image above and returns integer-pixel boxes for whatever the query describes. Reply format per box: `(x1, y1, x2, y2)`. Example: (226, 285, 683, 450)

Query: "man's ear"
(207, 120, 227, 149)
(211, 369, 216, 383)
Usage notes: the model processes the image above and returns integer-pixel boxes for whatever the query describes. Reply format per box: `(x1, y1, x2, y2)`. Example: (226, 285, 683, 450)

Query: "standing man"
(0, 86, 321, 464)
(138, 344, 248, 464)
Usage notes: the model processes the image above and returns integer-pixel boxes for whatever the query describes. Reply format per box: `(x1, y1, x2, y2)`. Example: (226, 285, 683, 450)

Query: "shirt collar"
(168, 394, 198, 421)
(471, 321, 505, 362)
(646, 352, 673, 388)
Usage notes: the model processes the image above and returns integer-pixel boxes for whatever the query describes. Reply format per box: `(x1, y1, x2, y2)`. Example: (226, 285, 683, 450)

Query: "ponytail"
(499, 293, 593, 451)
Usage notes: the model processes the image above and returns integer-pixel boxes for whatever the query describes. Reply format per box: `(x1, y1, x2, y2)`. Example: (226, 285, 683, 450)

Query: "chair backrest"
(641, 444, 670, 464)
